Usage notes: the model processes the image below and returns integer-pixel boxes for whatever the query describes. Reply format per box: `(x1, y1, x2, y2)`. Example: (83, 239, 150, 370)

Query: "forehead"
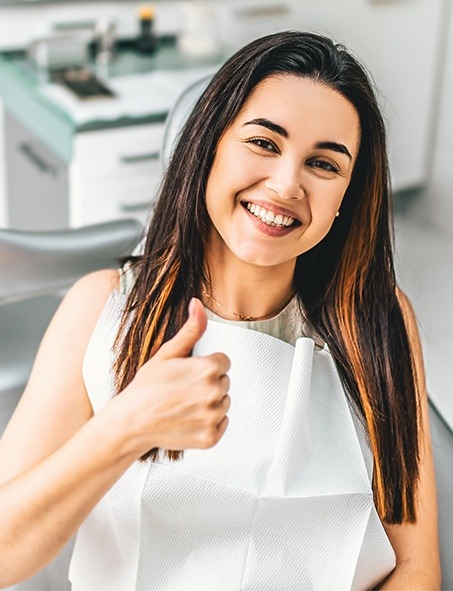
(235, 74, 360, 151)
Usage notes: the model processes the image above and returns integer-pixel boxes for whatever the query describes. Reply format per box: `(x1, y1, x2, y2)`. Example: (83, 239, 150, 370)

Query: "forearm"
(0, 401, 138, 588)
(375, 561, 441, 591)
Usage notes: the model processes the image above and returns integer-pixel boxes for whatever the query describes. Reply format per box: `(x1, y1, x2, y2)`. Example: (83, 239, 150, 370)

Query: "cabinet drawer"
(73, 123, 166, 181)
(73, 173, 159, 227)
(5, 111, 69, 230)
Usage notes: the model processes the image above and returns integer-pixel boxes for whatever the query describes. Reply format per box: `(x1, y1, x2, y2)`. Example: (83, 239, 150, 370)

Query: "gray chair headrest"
(160, 75, 212, 170)
(134, 75, 212, 256)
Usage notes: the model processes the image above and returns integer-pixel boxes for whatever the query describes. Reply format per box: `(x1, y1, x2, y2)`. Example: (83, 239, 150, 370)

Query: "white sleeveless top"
(69, 273, 396, 591)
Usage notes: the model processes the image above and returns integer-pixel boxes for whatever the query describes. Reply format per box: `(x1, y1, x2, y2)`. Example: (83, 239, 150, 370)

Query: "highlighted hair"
(114, 31, 421, 523)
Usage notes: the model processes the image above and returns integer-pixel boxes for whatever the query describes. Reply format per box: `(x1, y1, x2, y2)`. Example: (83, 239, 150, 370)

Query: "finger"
(219, 374, 230, 395)
(216, 415, 229, 439)
(205, 352, 231, 376)
(157, 298, 207, 360)
(220, 393, 231, 413)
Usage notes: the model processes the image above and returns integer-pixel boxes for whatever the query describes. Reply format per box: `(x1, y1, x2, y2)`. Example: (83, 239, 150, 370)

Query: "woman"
(0, 31, 440, 590)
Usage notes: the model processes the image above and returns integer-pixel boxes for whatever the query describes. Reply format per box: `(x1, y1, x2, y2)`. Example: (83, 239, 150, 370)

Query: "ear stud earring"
(335, 211, 340, 218)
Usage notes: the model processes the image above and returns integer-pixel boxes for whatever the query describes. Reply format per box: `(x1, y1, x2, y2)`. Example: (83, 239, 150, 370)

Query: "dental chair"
(0, 218, 142, 590)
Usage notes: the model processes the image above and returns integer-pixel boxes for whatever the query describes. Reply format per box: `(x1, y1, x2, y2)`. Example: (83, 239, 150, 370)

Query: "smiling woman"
(0, 31, 441, 591)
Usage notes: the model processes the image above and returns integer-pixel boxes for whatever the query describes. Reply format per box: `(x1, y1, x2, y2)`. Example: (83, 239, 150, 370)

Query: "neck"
(203, 250, 296, 321)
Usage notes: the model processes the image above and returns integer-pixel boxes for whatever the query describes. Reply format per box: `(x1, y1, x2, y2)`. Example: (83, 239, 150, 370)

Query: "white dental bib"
(69, 291, 395, 591)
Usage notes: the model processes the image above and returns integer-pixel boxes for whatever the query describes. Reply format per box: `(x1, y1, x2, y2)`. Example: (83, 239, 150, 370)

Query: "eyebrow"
(243, 118, 288, 138)
(316, 141, 352, 160)
(243, 118, 353, 160)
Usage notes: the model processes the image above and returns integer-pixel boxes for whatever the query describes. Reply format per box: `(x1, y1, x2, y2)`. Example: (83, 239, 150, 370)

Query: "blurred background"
(0, 0, 452, 589)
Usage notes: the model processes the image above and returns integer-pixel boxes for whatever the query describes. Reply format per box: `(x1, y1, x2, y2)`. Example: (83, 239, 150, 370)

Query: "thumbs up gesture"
(116, 298, 231, 456)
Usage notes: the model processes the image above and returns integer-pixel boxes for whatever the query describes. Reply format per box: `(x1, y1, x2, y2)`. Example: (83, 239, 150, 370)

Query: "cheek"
(309, 193, 342, 224)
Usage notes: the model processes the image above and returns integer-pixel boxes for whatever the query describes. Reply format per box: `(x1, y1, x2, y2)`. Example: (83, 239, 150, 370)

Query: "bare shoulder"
(39, 268, 121, 360)
(30, 267, 122, 387)
(396, 287, 417, 326)
(62, 268, 120, 315)
(0, 269, 121, 485)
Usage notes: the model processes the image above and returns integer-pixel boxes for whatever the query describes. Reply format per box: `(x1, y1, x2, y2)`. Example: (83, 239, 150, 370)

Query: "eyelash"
(246, 137, 341, 175)
(247, 137, 279, 153)
(308, 159, 340, 174)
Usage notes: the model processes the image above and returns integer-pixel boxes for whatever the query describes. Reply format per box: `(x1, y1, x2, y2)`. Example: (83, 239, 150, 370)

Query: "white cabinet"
(70, 122, 166, 228)
(5, 110, 69, 230)
(2, 113, 165, 231)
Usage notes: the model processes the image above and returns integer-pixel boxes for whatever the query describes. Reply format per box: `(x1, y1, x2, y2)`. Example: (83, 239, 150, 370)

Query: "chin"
(234, 249, 294, 269)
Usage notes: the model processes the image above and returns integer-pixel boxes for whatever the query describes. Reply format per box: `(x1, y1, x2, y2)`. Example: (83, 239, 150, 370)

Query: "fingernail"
(188, 297, 196, 317)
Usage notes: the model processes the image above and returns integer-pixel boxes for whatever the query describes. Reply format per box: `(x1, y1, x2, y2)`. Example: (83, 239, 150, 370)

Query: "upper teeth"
(245, 202, 296, 227)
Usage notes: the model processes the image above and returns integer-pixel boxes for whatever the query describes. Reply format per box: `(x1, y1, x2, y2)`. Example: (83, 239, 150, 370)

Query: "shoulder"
(59, 269, 120, 321)
(35, 269, 121, 370)
(395, 287, 423, 371)
(68, 268, 120, 300)
(396, 287, 417, 327)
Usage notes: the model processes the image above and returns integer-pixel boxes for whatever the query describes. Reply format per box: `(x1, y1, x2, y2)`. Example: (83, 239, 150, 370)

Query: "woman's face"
(204, 74, 361, 271)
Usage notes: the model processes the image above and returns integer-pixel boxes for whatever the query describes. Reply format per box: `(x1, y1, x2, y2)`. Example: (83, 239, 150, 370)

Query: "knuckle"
(223, 354, 232, 372)
(197, 356, 216, 377)
(206, 384, 224, 407)
(199, 429, 218, 449)
(223, 394, 231, 411)
(212, 352, 230, 371)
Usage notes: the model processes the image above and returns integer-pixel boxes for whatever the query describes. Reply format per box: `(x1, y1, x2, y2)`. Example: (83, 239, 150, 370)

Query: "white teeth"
(244, 202, 296, 227)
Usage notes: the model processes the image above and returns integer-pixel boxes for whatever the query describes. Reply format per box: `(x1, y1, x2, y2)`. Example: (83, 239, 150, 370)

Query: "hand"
(118, 298, 231, 455)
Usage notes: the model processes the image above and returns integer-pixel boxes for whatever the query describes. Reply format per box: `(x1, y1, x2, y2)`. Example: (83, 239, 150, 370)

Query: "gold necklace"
(202, 289, 292, 322)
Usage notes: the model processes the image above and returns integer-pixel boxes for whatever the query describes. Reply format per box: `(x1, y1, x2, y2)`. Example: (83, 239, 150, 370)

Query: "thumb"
(157, 297, 207, 359)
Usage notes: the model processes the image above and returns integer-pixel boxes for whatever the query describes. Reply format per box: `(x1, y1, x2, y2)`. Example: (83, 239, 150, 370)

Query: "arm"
(0, 270, 139, 586)
(0, 273, 230, 588)
(376, 290, 441, 590)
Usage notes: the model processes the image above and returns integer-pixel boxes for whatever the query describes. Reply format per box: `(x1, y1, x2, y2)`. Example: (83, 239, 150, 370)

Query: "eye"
(246, 137, 279, 154)
(307, 159, 340, 174)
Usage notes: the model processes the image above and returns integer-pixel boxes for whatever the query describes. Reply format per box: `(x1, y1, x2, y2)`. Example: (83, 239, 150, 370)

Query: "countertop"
(0, 36, 230, 162)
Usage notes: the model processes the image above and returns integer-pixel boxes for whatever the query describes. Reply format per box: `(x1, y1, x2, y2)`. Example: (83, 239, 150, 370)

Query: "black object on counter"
(137, 6, 158, 54)
(52, 68, 116, 100)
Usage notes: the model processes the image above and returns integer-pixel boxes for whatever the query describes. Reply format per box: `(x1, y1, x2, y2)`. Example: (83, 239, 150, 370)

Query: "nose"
(264, 158, 304, 200)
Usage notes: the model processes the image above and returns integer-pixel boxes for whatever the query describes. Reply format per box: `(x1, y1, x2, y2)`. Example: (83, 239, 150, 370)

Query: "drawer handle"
(19, 143, 58, 177)
(119, 202, 151, 212)
(119, 151, 160, 164)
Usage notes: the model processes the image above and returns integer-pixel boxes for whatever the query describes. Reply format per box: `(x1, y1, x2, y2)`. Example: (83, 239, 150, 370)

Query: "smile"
(244, 202, 299, 227)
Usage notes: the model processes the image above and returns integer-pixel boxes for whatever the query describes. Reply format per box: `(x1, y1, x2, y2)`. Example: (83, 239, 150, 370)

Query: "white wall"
(427, 0, 453, 228)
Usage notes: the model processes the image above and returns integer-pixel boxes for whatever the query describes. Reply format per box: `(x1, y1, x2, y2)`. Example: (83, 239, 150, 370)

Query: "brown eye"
(247, 137, 279, 153)
(308, 159, 340, 174)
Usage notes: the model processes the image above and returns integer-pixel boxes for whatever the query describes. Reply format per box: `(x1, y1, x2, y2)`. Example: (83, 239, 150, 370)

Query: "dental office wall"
(428, 0, 453, 228)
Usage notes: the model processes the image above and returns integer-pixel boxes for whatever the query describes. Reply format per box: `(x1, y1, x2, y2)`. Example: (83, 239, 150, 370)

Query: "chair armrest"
(0, 219, 143, 304)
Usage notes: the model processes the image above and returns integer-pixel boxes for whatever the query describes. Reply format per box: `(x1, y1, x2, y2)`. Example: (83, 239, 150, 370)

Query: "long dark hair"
(114, 31, 421, 524)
